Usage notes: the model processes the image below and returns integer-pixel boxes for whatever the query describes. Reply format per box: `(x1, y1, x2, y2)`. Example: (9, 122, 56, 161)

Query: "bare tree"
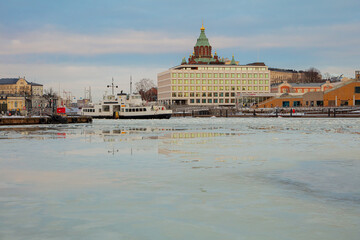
(323, 72, 332, 81)
(135, 78, 157, 101)
(304, 68, 322, 83)
(135, 78, 156, 93)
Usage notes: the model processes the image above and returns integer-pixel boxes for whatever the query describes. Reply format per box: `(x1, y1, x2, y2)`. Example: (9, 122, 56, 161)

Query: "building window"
(172, 80, 176, 84)
(196, 80, 200, 84)
(208, 99, 212, 103)
(214, 80, 218, 84)
(208, 86, 212, 91)
(355, 87, 360, 93)
(196, 99, 200, 103)
(208, 74, 212, 78)
(202, 93, 206, 97)
(225, 93, 229, 97)
(202, 86, 206, 91)
(225, 99, 229, 103)
(202, 73, 206, 78)
(237, 74, 241, 78)
(208, 80, 212, 84)
(184, 73, 189, 78)
(190, 86, 195, 91)
(214, 92, 218, 97)
(214, 74, 218, 78)
(196, 73, 200, 78)
(220, 80, 224, 84)
(214, 99, 218, 103)
(178, 73, 183, 78)
(196, 86, 200, 91)
(231, 74, 235, 78)
(184, 80, 188, 84)
(220, 93, 224, 97)
(225, 74, 229, 78)
(191, 73, 194, 78)
(190, 92, 194, 97)
(265, 74, 269, 78)
(172, 73, 177, 78)
(248, 74, 253, 78)
(190, 99, 195, 103)
(214, 86, 218, 91)
(202, 99, 206, 103)
(202, 80, 206, 84)
(208, 92, 212, 97)
(219, 73, 224, 78)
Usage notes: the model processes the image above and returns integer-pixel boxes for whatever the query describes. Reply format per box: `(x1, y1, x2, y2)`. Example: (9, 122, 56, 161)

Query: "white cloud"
(0, 23, 359, 55)
(0, 64, 165, 101)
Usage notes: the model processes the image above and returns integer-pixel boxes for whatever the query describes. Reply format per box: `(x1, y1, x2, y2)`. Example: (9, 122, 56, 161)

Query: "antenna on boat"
(107, 77, 118, 95)
(130, 75, 133, 94)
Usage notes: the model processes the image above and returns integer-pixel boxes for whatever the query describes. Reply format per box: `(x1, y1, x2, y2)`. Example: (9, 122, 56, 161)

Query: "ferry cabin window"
(125, 109, 129, 112)
(143, 108, 146, 111)
(103, 106, 110, 112)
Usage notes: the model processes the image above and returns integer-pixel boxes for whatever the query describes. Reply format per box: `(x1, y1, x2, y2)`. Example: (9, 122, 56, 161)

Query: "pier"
(0, 115, 92, 126)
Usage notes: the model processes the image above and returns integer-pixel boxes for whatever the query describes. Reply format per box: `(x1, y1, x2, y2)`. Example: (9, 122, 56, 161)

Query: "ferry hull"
(118, 113, 172, 119)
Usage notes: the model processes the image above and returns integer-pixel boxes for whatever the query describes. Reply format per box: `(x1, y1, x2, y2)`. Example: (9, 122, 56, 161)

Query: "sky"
(0, 0, 359, 100)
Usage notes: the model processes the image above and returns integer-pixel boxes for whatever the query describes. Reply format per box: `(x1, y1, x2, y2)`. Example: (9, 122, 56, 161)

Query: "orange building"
(271, 81, 333, 94)
(258, 79, 360, 108)
(323, 80, 360, 106)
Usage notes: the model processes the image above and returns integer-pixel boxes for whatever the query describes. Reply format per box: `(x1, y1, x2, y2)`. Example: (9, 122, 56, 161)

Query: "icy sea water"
(0, 118, 360, 240)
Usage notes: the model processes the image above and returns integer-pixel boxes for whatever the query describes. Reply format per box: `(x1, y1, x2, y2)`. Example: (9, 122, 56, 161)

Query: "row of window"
(189, 99, 236, 104)
(172, 86, 269, 91)
(83, 109, 96, 112)
(172, 73, 269, 79)
(178, 67, 267, 71)
(172, 92, 265, 97)
(172, 79, 269, 85)
(122, 108, 147, 112)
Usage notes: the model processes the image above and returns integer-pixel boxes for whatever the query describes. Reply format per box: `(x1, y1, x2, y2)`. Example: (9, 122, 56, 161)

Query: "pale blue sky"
(0, 0, 359, 99)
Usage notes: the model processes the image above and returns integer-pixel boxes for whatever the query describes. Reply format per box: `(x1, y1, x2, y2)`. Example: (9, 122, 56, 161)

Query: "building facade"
(0, 78, 43, 96)
(271, 81, 333, 94)
(257, 79, 360, 108)
(157, 24, 271, 106)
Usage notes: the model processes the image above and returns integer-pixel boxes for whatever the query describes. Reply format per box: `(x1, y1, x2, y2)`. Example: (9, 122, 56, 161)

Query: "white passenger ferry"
(81, 92, 172, 119)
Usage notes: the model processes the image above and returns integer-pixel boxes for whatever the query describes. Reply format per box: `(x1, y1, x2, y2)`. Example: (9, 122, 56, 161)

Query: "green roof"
(195, 29, 210, 47)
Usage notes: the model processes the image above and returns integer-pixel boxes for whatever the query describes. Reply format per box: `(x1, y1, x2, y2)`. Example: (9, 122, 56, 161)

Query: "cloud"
(0, 28, 194, 55)
(0, 63, 166, 101)
(0, 23, 359, 56)
(212, 23, 360, 50)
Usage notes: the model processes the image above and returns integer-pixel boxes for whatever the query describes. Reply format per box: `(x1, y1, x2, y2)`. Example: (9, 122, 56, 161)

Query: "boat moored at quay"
(81, 92, 172, 119)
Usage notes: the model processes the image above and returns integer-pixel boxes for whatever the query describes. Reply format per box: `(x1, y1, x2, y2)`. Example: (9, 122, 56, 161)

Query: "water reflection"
(1, 118, 360, 240)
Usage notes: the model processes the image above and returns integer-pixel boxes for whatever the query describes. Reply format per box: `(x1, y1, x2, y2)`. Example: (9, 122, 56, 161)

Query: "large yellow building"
(157, 24, 270, 106)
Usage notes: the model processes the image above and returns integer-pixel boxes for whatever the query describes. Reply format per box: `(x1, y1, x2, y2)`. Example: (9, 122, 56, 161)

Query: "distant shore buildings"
(0, 77, 44, 114)
(157, 24, 360, 108)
